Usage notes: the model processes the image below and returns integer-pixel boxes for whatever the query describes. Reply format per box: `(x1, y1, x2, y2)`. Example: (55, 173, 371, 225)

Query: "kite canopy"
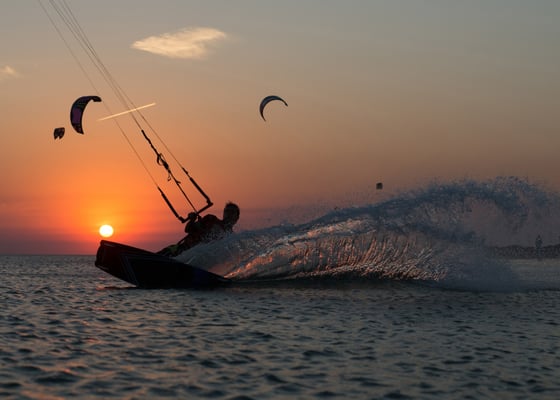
(53, 127, 65, 140)
(259, 95, 287, 121)
(70, 95, 102, 134)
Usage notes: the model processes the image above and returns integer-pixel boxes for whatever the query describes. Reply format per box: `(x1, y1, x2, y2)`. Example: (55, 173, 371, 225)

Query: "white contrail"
(98, 103, 156, 121)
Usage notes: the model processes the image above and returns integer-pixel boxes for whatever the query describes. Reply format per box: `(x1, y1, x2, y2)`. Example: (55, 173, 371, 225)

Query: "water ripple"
(2, 254, 560, 398)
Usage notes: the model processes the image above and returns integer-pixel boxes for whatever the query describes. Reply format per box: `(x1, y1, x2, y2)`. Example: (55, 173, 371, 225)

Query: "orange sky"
(1, 1, 559, 254)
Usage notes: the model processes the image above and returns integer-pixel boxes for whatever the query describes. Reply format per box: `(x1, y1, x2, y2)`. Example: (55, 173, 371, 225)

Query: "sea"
(2, 177, 560, 399)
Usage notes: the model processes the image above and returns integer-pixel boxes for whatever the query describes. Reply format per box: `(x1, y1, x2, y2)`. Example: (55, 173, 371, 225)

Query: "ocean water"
(1, 255, 560, 399)
(3, 177, 560, 399)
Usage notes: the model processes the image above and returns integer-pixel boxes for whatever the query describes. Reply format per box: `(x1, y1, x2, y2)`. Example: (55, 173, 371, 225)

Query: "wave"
(176, 176, 560, 291)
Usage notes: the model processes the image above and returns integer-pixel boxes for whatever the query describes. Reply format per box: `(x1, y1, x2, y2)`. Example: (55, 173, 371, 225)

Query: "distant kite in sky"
(259, 95, 287, 121)
(70, 95, 102, 134)
(53, 127, 65, 140)
(376, 182, 383, 190)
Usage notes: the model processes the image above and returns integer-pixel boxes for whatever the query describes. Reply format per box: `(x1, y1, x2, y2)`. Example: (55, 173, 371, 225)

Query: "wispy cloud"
(0, 66, 20, 82)
(131, 27, 227, 59)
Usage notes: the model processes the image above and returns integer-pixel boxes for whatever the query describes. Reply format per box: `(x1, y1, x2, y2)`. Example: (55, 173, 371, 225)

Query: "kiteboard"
(95, 240, 230, 289)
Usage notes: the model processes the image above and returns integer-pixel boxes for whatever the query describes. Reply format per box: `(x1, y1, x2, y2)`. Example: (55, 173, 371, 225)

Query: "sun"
(99, 224, 114, 238)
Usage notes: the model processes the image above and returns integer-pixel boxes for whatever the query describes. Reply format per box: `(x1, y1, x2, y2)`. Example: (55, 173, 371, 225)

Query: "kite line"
(38, 0, 213, 221)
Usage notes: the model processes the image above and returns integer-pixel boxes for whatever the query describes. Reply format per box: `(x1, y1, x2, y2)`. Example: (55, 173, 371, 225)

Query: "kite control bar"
(140, 129, 213, 222)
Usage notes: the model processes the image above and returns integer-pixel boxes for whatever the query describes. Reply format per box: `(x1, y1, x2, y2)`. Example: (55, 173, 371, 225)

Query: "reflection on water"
(1, 255, 560, 399)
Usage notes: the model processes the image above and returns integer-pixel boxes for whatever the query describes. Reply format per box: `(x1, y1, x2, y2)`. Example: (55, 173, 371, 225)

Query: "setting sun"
(99, 224, 114, 238)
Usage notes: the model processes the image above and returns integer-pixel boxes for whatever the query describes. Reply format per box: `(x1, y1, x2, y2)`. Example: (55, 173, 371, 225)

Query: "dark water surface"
(1, 255, 560, 399)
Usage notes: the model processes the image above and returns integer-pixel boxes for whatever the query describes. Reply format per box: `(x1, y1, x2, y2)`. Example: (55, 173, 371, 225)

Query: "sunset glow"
(0, 1, 559, 254)
(99, 225, 114, 238)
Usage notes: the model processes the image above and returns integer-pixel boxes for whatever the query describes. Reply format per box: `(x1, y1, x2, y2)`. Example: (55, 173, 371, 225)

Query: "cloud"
(0, 66, 20, 82)
(131, 27, 227, 59)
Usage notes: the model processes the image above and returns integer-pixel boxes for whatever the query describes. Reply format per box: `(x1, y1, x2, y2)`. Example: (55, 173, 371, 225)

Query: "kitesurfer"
(159, 202, 240, 257)
(535, 234, 543, 259)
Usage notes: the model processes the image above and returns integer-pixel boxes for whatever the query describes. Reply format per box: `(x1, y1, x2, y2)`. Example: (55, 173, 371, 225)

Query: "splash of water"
(176, 177, 560, 290)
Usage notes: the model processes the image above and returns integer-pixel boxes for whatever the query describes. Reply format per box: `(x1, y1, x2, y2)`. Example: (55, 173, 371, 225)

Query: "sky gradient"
(1, 1, 559, 254)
